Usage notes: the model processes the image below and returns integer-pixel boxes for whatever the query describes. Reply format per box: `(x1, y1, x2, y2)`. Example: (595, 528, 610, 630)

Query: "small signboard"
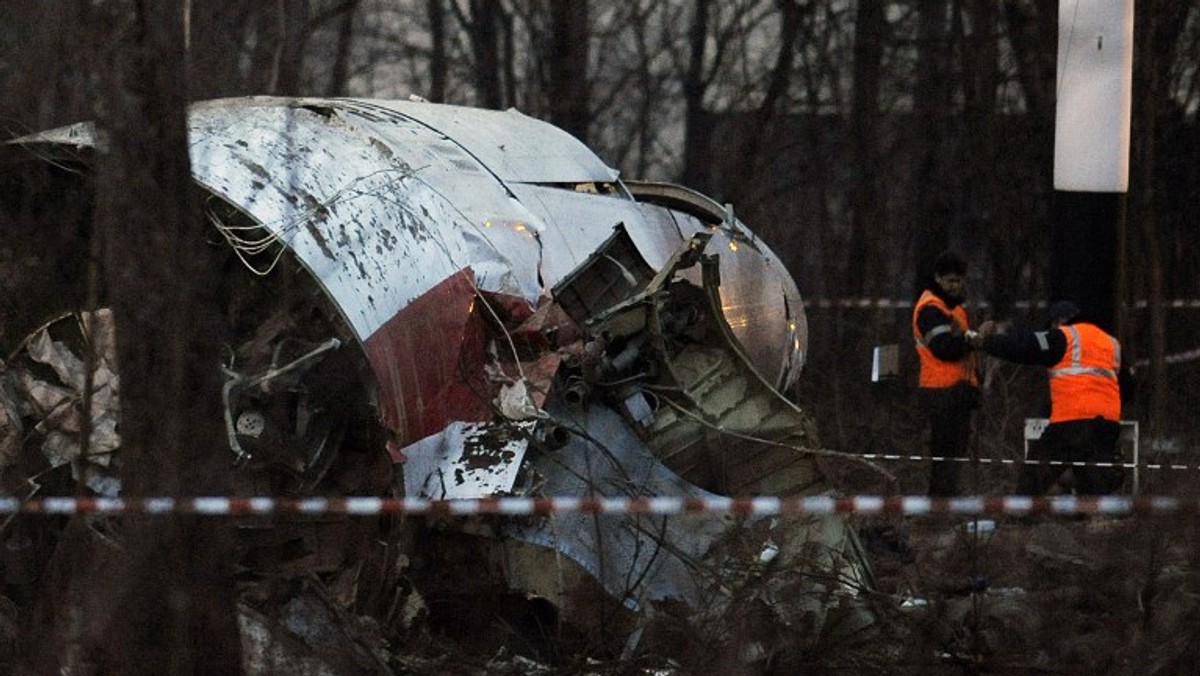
(871, 344, 899, 383)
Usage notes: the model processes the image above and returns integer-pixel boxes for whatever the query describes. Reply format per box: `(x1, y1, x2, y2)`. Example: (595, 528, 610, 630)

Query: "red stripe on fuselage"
(363, 269, 492, 445)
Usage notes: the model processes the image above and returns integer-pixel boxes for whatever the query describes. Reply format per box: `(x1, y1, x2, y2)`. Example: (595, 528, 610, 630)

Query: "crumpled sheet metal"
(341, 99, 620, 184)
(238, 596, 392, 676)
(497, 399, 867, 624)
(2, 97, 857, 639)
(400, 396, 731, 608)
(188, 99, 527, 340)
(402, 420, 531, 500)
(8, 96, 806, 394)
(502, 401, 728, 609)
(0, 312, 121, 481)
(0, 368, 22, 467)
(510, 183, 806, 391)
(394, 372, 860, 620)
(505, 183, 652, 290)
(185, 97, 625, 343)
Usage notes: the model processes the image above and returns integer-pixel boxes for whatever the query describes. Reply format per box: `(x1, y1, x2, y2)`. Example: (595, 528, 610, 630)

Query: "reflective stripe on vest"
(1048, 323, 1121, 423)
(911, 290, 978, 389)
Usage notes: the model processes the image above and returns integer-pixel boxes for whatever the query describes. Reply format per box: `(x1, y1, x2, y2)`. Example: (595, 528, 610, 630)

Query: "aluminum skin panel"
(8, 96, 805, 391)
(517, 179, 806, 389)
(187, 98, 529, 341)
(507, 183, 653, 290)
(345, 99, 620, 184)
(501, 397, 862, 620)
(630, 204, 807, 389)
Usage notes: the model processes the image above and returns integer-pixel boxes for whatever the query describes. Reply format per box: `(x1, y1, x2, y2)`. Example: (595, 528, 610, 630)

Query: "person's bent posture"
(971, 301, 1123, 495)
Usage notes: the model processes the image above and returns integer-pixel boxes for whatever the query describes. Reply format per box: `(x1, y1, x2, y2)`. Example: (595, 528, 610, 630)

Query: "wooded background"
(1, 2, 1199, 672)
(6, 0, 1195, 431)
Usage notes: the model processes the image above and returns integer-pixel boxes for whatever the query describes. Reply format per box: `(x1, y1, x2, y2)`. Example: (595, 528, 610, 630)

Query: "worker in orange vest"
(911, 250, 981, 497)
(969, 300, 1124, 495)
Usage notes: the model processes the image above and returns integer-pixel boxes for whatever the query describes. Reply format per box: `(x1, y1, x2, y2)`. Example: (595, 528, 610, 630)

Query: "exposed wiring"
(207, 209, 287, 276)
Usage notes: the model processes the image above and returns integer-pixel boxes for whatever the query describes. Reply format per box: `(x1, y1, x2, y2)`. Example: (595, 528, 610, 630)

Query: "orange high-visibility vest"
(911, 290, 978, 389)
(1048, 323, 1121, 423)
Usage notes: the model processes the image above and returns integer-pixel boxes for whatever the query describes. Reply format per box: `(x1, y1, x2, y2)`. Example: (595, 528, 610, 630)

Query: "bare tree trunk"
(325, 0, 362, 96)
(846, 0, 884, 298)
(723, 0, 803, 206)
(427, 0, 448, 101)
(0, 1, 95, 130)
(1001, 0, 1056, 122)
(1133, 0, 1167, 435)
(996, 0, 1056, 313)
(501, 6, 517, 107)
(456, 0, 505, 108)
(17, 1, 241, 673)
(187, 4, 259, 98)
(959, 0, 1006, 311)
(681, 0, 712, 190)
(912, 0, 952, 271)
(273, 0, 311, 95)
(549, 0, 590, 143)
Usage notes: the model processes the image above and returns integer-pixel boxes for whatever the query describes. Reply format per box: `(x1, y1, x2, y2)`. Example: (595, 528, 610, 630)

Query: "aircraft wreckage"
(0, 97, 875, 667)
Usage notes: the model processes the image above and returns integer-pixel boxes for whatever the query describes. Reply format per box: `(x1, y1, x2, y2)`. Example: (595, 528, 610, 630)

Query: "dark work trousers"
(920, 384, 980, 497)
(1017, 417, 1123, 495)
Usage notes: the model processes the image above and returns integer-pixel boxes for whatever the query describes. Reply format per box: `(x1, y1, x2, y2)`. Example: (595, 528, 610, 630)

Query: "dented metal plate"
(343, 99, 621, 184)
(188, 99, 493, 340)
(8, 96, 807, 390)
(402, 421, 531, 500)
(0, 97, 856, 649)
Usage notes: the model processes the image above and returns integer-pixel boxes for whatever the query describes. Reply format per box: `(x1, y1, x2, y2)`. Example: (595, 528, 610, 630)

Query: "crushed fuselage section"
(1, 97, 870, 667)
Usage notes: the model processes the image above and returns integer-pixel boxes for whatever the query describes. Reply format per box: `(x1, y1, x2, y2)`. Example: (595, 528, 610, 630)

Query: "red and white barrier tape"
(1135, 345, 1200, 367)
(864, 454, 1189, 471)
(805, 298, 1200, 310)
(0, 494, 1187, 516)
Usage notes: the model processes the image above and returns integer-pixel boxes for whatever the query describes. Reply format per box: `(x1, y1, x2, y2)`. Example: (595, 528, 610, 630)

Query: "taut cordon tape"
(0, 495, 1187, 517)
(804, 298, 1200, 310)
(867, 454, 1186, 471)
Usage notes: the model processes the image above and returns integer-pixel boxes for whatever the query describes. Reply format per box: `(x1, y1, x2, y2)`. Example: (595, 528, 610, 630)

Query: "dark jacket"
(980, 326, 1066, 367)
(913, 283, 979, 412)
(914, 284, 973, 362)
(981, 322, 1135, 407)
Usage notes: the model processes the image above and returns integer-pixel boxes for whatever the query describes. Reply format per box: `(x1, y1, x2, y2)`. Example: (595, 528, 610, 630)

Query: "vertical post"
(1052, 0, 1134, 332)
(1050, 192, 1121, 332)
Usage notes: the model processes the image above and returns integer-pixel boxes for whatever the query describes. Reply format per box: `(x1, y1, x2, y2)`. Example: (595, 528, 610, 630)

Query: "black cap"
(1047, 300, 1079, 324)
(932, 250, 967, 277)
